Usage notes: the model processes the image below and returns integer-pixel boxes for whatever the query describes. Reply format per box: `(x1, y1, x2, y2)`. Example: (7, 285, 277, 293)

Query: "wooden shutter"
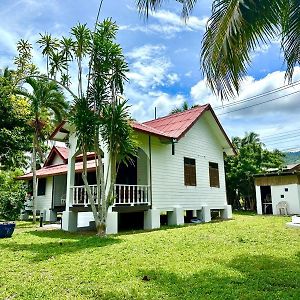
(209, 162, 220, 188)
(184, 158, 196, 186)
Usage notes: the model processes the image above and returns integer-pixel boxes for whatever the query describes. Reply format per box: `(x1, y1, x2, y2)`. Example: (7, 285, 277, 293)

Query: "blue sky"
(1, 0, 300, 151)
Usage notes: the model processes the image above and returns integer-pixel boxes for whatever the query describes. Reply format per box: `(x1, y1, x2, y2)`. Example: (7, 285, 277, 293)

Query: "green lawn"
(0, 213, 299, 300)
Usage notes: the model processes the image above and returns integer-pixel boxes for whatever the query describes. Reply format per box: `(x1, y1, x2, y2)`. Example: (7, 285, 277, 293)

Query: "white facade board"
(149, 116, 227, 210)
(36, 177, 53, 211)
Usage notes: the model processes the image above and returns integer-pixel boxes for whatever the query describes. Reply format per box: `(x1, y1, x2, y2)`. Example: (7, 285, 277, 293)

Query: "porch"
(70, 184, 151, 209)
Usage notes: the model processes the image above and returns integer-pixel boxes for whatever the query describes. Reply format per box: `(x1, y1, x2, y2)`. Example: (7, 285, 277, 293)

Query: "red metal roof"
(143, 104, 210, 139)
(131, 121, 171, 139)
(55, 146, 69, 160)
(18, 160, 96, 180)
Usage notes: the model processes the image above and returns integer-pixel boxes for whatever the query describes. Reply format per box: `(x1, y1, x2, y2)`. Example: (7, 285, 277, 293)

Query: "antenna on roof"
(154, 107, 157, 119)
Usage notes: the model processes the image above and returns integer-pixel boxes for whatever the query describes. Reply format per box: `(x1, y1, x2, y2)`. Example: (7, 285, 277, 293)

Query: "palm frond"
(136, 0, 197, 18)
(201, 0, 280, 99)
(281, 0, 300, 82)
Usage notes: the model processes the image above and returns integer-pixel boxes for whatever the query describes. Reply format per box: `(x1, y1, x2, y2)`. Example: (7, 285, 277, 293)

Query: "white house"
(255, 164, 300, 215)
(19, 104, 236, 233)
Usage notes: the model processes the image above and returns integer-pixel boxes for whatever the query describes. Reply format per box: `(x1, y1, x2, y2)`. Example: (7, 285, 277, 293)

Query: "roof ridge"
(143, 104, 209, 124)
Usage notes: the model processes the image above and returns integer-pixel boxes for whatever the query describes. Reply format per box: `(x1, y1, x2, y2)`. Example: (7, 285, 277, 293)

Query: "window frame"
(37, 178, 46, 196)
(184, 157, 197, 186)
(209, 162, 220, 188)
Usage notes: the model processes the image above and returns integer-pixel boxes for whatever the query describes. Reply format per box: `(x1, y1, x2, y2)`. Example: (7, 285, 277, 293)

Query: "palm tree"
(16, 78, 68, 222)
(136, 1, 300, 99)
(71, 24, 91, 98)
(60, 37, 74, 86)
(37, 33, 59, 76)
(170, 101, 198, 114)
(49, 52, 67, 80)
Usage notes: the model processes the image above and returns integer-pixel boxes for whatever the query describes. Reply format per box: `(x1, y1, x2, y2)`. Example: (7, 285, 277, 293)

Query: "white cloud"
(126, 85, 186, 121)
(190, 67, 300, 149)
(127, 44, 179, 90)
(120, 10, 208, 38)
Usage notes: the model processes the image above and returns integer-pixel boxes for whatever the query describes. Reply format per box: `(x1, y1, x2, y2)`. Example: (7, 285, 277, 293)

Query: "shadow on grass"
(1, 230, 122, 262)
(128, 254, 300, 300)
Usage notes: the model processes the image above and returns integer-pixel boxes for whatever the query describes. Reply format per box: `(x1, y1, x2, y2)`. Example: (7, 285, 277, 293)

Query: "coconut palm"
(16, 78, 68, 222)
(37, 33, 59, 76)
(170, 101, 199, 114)
(136, 0, 300, 99)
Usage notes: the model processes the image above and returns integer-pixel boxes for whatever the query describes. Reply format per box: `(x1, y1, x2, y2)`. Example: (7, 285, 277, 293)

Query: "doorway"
(260, 186, 273, 214)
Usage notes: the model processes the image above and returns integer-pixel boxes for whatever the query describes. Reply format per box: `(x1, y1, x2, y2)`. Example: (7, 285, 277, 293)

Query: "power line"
(264, 136, 300, 146)
(217, 89, 300, 116)
(262, 133, 300, 142)
(213, 79, 300, 110)
(261, 128, 300, 139)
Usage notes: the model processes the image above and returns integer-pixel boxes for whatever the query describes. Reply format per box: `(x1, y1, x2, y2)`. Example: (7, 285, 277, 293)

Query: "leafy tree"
(225, 132, 285, 210)
(137, 0, 300, 99)
(170, 101, 198, 114)
(16, 78, 68, 222)
(0, 68, 32, 169)
(0, 169, 27, 221)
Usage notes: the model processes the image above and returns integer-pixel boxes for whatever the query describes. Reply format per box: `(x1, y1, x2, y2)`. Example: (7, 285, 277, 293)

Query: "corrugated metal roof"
(143, 104, 210, 139)
(18, 160, 96, 180)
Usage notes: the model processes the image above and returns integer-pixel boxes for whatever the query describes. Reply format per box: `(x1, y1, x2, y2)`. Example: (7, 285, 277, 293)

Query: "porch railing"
(70, 184, 150, 207)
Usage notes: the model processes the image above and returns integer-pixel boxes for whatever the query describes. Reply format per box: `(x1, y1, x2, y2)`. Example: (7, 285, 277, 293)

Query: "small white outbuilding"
(255, 164, 300, 215)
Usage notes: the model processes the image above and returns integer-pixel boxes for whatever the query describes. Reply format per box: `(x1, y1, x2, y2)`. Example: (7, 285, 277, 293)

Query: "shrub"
(0, 170, 27, 221)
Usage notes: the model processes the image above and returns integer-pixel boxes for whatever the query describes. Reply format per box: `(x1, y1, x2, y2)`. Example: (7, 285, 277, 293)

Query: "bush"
(0, 170, 27, 221)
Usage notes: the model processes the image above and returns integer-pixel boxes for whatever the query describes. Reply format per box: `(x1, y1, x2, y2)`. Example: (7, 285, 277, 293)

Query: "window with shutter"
(184, 157, 196, 186)
(209, 162, 220, 188)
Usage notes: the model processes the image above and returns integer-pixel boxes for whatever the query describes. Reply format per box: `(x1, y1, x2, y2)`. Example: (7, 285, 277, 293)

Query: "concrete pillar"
(45, 210, 57, 222)
(144, 209, 160, 230)
(65, 134, 77, 212)
(256, 186, 262, 214)
(197, 205, 211, 223)
(106, 211, 118, 235)
(168, 207, 184, 226)
(221, 205, 232, 219)
(62, 211, 78, 232)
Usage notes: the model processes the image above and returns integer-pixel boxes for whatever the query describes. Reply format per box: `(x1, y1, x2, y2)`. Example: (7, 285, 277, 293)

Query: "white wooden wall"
(147, 116, 227, 210)
(36, 177, 53, 211)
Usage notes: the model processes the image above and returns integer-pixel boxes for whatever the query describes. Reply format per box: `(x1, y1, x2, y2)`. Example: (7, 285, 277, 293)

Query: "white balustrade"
(114, 184, 150, 206)
(71, 185, 99, 207)
(71, 184, 150, 206)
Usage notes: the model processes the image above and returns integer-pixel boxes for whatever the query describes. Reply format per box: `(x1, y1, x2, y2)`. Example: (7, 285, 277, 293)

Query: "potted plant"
(0, 222, 16, 238)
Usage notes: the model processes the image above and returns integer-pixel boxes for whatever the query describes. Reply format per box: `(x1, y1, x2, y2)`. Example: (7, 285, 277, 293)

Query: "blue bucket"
(0, 223, 16, 238)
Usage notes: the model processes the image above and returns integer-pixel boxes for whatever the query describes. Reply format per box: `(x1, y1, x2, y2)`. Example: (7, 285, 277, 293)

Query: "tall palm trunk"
(31, 135, 37, 223)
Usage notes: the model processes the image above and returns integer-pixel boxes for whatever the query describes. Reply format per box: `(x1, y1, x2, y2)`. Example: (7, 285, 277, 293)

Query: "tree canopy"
(225, 132, 285, 210)
(0, 69, 32, 169)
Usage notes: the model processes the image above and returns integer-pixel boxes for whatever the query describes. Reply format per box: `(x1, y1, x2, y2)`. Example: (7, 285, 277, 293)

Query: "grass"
(0, 213, 299, 300)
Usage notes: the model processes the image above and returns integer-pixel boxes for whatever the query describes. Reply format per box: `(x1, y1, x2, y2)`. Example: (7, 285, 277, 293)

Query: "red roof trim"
(44, 146, 68, 166)
(208, 107, 237, 155)
(176, 105, 210, 140)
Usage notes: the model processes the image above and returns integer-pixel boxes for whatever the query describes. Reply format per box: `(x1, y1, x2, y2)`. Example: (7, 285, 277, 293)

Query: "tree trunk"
(32, 136, 37, 223)
(94, 136, 106, 236)
(81, 149, 102, 234)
